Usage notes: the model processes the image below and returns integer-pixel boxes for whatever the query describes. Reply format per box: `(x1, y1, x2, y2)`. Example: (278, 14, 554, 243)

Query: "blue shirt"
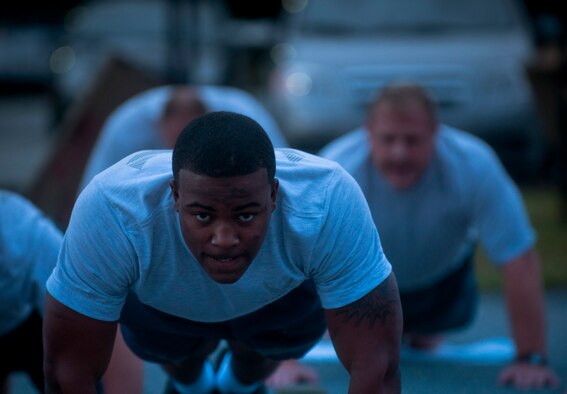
(48, 149, 391, 322)
(320, 125, 535, 291)
(0, 190, 63, 334)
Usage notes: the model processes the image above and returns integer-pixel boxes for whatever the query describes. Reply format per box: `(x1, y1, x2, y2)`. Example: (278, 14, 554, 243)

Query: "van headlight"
(286, 72, 313, 96)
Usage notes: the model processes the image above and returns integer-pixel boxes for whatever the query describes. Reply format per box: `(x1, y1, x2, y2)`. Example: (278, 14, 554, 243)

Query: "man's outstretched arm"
(499, 248, 560, 390)
(44, 291, 117, 394)
(326, 273, 403, 393)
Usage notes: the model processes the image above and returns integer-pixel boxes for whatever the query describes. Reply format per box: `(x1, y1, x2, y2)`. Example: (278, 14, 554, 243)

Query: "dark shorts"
(119, 280, 326, 364)
(0, 310, 45, 393)
(400, 255, 478, 335)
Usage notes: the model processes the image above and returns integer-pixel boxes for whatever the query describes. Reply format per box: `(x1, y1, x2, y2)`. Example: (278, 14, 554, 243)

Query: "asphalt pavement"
(9, 291, 567, 393)
(2, 95, 567, 394)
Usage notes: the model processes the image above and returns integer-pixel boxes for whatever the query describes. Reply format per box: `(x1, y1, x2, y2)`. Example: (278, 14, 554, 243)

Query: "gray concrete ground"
(9, 291, 567, 393)
(2, 95, 567, 393)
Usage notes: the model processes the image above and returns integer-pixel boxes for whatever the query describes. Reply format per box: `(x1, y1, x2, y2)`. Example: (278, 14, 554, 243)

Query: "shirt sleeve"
(471, 149, 536, 265)
(47, 181, 138, 321)
(309, 166, 392, 309)
(0, 191, 63, 325)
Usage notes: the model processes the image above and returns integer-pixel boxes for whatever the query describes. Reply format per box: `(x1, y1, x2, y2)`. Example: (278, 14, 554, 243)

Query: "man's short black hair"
(172, 111, 276, 184)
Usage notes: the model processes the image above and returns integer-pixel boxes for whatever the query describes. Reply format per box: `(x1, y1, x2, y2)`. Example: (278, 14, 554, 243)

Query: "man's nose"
(391, 141, 409, 160)
(211, 222, 239, 247)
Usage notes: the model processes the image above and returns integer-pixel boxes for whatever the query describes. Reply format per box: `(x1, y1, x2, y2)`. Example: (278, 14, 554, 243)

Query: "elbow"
(384, 355, 402, 392)
(44, 355, 63, 393)
(375, 347, 402, 392)
(348, 350, 402, 393)
(44, 355, 98, 393)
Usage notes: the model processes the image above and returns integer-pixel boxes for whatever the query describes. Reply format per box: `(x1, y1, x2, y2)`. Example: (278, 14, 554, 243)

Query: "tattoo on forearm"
(334, 276, 398, 329)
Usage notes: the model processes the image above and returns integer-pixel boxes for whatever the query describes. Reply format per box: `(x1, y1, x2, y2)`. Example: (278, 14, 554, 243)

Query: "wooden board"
(26, 56, 161, 228)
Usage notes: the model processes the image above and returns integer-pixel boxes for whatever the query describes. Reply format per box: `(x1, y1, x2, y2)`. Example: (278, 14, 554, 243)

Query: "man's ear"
(169, 179, 179, 212)
(271, 178, 279, 211)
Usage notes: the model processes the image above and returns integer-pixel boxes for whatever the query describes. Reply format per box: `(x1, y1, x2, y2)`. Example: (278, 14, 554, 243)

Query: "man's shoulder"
(100, 86, 172, 138)
(114, 86, 172, 116)
(97, 149, 171, 177)
(319, 127, 368, 161)
(80, 150, 174, 220)
(434, 126, 515, 196)
(437, 126, 503, 171)
(0, 190, 43, 229)
(0, 189, 31, 213)
(439, 126, 497, 159)
(275, 148, 363, 217)
(275, 148, 346, 183)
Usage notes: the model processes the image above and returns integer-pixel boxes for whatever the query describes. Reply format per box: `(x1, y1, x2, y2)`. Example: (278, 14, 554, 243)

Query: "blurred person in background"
(0, 189, 143, 394)
(316, 82, 560, 390)
(271, 81, 562, 390)
(79, 85, 288, 191)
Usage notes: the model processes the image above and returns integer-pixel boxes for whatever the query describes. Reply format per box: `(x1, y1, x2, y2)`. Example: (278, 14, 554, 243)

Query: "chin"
(385, 171, 420, 190)
(207, 270, 245, 285)
(389, 179, 414, 190)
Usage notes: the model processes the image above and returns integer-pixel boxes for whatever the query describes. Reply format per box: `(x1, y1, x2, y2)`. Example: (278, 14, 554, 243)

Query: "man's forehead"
(376, 101, 430, 117)
(176, 173, 270, 210)
(371, 106, 434, 132)
(176, 168, 269, 190)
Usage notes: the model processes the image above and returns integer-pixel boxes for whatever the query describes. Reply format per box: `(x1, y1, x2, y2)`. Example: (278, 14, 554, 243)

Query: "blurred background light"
(270, 42, 296, 64)
(286, 72, 312, 96)
(282, 0, 308, 14)
(50, 46, 75, 74)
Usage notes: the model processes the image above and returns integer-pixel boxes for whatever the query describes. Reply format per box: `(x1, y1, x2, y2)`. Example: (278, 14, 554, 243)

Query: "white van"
(266, 0, 546, 176)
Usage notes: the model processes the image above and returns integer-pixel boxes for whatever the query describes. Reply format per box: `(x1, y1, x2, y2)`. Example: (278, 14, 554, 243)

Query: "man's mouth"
(206, 254, 246, 266)
(386, 162, 412, 172)
(204, 254, 249, 280)
(211, 256, 237, 262)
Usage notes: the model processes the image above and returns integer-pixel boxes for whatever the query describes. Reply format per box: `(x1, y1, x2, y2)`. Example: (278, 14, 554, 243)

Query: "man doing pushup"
(43, 111, 403, 394)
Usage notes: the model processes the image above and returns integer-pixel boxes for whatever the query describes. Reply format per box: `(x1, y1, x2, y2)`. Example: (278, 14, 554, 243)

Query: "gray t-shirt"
(48, 149, 391, 323)
(320, 125, 535, 291)
(0, 190, 63, 334)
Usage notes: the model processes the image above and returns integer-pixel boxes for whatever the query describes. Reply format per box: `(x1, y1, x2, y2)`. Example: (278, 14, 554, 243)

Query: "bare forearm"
(45, 379, 99, 394)
(505, 285, 546, 354)
(498, 251, 560, 389)
(44, 360, 100, 394)
(502, 249, 547, 355)
(44, 292, 116, 394)
(327, 274, 403, 393)
(348, 360, 401, 393)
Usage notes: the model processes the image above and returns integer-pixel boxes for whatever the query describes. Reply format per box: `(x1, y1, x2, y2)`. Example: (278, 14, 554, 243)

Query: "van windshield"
(299, 0, 521, 35)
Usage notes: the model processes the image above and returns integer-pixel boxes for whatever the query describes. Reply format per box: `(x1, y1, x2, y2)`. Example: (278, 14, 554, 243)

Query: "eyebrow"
(186, 202, 262, 211)
(187, 202, 214, 211)
(234, 202, 262, 211)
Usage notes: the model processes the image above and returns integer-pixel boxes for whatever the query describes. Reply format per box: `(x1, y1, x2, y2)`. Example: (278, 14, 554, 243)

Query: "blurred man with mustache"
(316, 82, 560, 390)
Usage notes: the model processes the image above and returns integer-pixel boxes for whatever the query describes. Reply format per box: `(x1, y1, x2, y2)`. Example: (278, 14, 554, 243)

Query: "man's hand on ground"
(498, 362, 561, 390)
(265, 359, 319, 388)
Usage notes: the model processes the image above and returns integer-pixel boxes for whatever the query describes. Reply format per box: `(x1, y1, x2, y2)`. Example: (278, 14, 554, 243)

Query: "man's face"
(366, 102, 436, 190)
(170, 168, 278, 284)
(160, 108, 205, 148)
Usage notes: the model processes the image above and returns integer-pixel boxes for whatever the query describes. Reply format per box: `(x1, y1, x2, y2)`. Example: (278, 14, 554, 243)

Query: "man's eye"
(194, 213, 210, 222)
(405, 136, 420, 146)
(238, 213, 255, 222)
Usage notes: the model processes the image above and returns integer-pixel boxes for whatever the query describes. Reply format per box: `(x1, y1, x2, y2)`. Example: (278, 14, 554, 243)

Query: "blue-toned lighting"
(286, 72, 313, 96)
